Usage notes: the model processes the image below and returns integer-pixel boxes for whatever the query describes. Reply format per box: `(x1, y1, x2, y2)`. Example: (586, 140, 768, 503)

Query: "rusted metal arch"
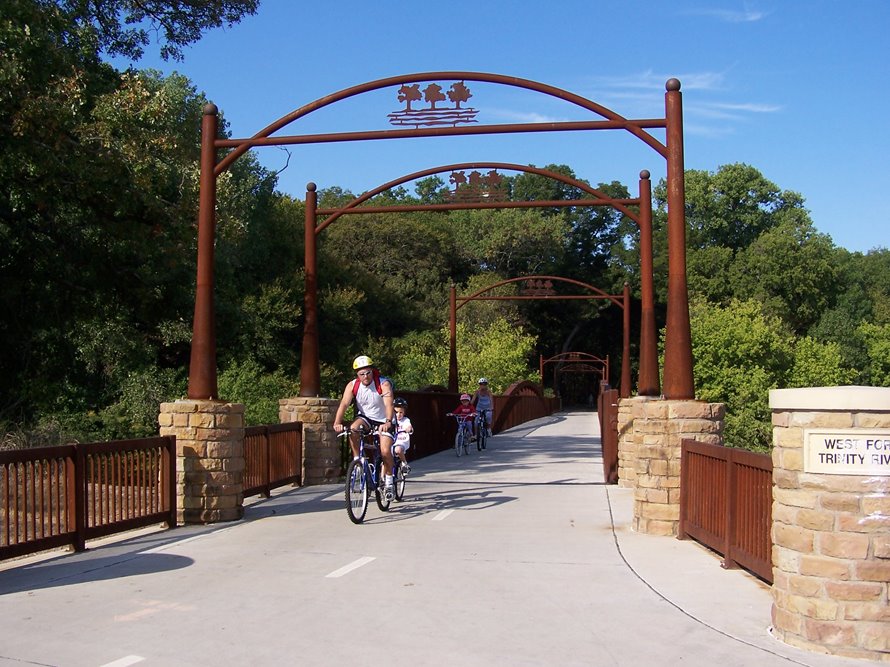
(540, 352, 609, 392)
(448, 278, 632, 398)
(314, 161, 640, 232)
(301, 163, 659, 398)
(213, 71, 669, 176)
(458, 276, 622, 308)
(540, 352, 609, 381)
(188, 72, 691, 401)
(557, 363, 606, 374)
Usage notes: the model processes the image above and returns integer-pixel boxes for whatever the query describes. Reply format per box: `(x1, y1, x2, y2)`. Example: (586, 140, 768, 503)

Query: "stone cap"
(770, 385, 890, 411)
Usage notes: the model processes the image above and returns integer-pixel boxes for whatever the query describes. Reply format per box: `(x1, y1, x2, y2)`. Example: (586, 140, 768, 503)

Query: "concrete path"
(0, 411, 872, 666)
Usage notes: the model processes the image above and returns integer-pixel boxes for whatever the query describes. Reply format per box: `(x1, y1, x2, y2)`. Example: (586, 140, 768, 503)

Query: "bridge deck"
(0, 411, 856, 667)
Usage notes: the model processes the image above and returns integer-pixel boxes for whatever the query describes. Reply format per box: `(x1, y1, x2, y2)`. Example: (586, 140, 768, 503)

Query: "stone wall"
(769, 386, 890, 661)
(633, 399, 724, 536)
(280, 397, 340, 485)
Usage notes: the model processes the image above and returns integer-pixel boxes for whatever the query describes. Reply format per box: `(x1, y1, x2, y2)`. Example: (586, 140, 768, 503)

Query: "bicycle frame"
(447, 413, 475, 456)
(340, 426, 391, 523)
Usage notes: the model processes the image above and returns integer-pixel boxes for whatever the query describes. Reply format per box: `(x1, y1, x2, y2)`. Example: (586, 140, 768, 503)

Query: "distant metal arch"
(449, 278, 632, 398)
(301, 165, 659, 397)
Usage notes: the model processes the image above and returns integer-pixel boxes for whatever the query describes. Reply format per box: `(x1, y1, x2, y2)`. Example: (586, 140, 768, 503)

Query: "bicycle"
(475, 410, 489, 451)
(338, 426, 405, 523)
(446, 413, 474, 457)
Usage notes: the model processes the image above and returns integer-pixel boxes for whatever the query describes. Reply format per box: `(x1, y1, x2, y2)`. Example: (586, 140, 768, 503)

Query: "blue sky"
(119, 0, 889, 253)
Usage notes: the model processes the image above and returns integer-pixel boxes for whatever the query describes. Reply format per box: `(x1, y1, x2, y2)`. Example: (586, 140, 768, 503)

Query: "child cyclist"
(450, 393, 477, 440)
(392, 397, 413, 474)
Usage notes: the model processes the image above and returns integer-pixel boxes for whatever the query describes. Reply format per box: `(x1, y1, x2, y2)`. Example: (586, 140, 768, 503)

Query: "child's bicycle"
(446, 413, 475, 457)
(338, 426, 407, 524)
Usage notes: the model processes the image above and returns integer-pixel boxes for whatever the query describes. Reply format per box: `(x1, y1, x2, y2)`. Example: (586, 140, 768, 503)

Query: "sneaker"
(488, 428, 493, 437)
(384, 485, 394, 501)
(401, 463, 411, 475)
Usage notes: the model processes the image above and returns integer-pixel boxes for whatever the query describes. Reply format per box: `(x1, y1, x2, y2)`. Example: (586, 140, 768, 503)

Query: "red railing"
(1, 437, 176, 560)
(597, 386, 619, 484)
(679, 439, 773, 583)
(385, 384, 558, 462)
(243, 423, 302, 498)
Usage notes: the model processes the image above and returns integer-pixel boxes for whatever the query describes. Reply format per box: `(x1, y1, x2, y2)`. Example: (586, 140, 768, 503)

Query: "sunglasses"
(357, 370, 373, 377)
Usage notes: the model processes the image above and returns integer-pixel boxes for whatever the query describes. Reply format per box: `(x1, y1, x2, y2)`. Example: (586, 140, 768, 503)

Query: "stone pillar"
(158, 399, 245, 524)
(633, 399, 724, 536)
(617, 396, 660, 488)
(769, 386, 890, 661)
(280, 397, 340, 485)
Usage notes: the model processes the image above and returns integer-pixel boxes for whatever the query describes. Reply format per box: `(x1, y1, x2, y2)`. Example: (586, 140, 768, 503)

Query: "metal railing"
(1, 437, 176, 560)
(382, 384, 558, 463)
(243, 423, 302, 498)
(679, 438, 773, 583)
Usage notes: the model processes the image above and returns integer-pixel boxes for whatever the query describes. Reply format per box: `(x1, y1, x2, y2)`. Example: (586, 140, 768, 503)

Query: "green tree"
(56, 0, 259, 61)
(689, 298, 859, 451)
(730, 215, 840, 334)
(689, 299, 792, 451)
(682, 163, 805, 251)
(856, 322, 890, 387)
(392, 318, 538, 393)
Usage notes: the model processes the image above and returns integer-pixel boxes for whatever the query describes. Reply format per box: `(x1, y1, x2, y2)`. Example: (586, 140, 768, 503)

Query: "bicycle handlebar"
(336, 425, 381, 437)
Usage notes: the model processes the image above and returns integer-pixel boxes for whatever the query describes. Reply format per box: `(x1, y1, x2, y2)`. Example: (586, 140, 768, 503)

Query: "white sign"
(804, 428, 890, 475)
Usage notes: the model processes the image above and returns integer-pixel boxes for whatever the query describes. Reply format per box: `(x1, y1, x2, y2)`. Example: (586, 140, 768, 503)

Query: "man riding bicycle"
(334, 355, 396, 500)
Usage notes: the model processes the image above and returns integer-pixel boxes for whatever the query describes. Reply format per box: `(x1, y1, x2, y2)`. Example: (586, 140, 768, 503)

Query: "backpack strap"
(352, 370, 385, 396)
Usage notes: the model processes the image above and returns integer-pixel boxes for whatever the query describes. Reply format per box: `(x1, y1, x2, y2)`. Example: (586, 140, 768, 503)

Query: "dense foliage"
(2, 1, 889, 451)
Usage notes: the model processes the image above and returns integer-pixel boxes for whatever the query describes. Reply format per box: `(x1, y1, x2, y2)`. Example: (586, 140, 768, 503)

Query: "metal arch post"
(637, 170, 660, 396)
(448, 285, 458, 392)
(188, 104, 220, 400)
(662, 79, 694, 400)
(621, 283, 631, 398)
(299, 183, 321, 396)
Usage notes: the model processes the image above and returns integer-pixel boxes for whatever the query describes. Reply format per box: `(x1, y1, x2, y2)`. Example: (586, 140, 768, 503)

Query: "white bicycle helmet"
(352, 355, 373, 370)
(478, 377, 488, 384)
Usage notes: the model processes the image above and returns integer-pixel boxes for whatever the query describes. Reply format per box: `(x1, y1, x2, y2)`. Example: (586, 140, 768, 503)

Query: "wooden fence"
(679, 438, 773, 583)
(1, 437, 176, 560)
(243, 423, 302, 498)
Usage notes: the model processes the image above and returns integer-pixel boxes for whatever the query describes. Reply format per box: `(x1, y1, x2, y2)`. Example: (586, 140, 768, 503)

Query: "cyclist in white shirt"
(334, 355, 396, 499)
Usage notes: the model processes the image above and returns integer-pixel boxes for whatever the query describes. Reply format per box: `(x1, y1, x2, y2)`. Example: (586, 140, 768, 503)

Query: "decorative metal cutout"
(388, 81, 479, 128)
(449, 169, 507, 202)
(521, 279, 556, 296)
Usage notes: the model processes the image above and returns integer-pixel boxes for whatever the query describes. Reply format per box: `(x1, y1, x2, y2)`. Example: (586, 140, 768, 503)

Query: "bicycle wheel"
(464, 428, 471, 455)
(394, 461, 407, 501)
(454, 429, 464, 457)
(345, 458, 368, 524)
(375, 460, 392, 512)
(477, 423, 486, 451)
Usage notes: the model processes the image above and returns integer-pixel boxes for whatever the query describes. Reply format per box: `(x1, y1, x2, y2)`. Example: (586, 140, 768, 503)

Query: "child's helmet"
(393, 398, 408, 407)
(460, 393, 471, 401)
(352, 355, 373, 370)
